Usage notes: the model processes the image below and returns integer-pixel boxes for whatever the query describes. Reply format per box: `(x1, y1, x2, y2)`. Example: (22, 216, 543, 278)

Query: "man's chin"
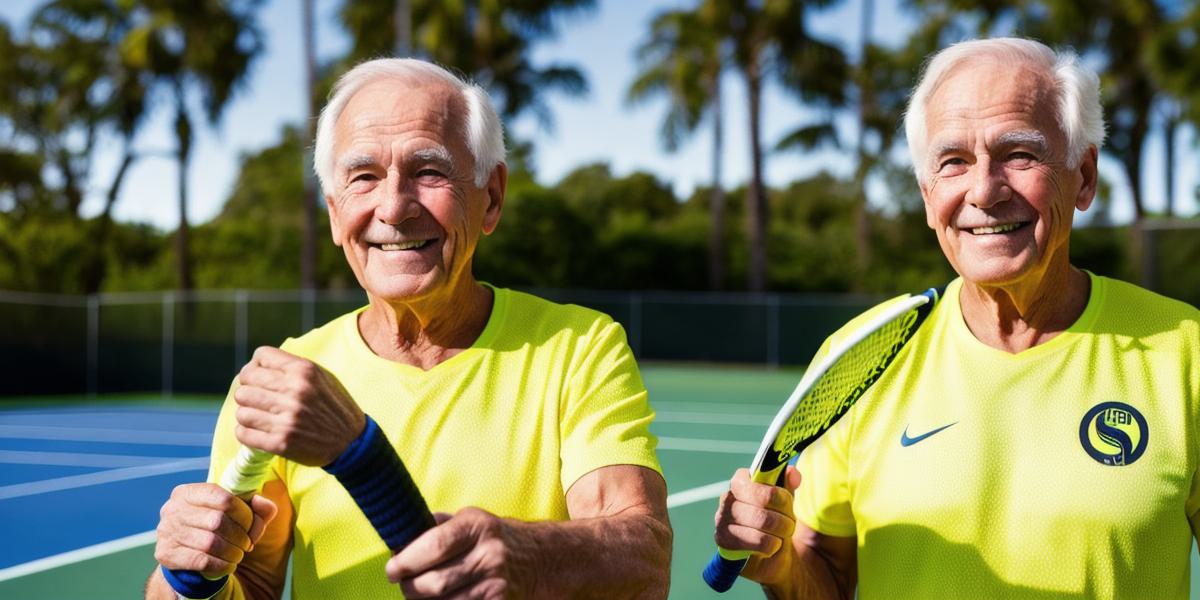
(361, 272, 445, 302)
(956, 258, 1040, 289)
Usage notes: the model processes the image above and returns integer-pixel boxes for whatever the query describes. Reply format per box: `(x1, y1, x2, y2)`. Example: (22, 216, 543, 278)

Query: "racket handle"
(702, 550, 749, 592)
(322, 414, 435, 552)
(163, 446, 274, 598)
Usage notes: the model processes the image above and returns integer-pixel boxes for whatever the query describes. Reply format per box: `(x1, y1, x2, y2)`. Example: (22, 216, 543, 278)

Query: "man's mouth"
(967, 222, 1029, 235)
(371, 239, 435, 251)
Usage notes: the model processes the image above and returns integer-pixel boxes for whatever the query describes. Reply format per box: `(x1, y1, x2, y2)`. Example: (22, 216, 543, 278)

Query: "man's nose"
(376, 174, 422, 224)
(965, 157, 1011, 209)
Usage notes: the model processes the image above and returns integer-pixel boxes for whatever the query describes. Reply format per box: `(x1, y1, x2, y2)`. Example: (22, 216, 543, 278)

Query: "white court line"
(657, 437, 758, 455)
(0, 457, 209, 500)
(666, 480, 729, 509)
(655, 411, 771, 427)
(0, 450, 192, 468)
(0, 425, 211, 446)
(0, 481, 733, 582)
(0, 530, 156, 582)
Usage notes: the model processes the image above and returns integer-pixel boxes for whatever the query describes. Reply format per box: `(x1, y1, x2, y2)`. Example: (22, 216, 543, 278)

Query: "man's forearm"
(762, 541, 853, 600)
(507, 509, 672, 599)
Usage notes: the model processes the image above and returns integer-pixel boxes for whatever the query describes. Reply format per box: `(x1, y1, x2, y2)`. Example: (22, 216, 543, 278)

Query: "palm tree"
(301, 0, 318, 292)
(120, 0, 263, 292)
(706, 0, 848, 292)
(628, 9, 728, 290)
(15, 0, 150, 292)
(338, 0, 593, 126)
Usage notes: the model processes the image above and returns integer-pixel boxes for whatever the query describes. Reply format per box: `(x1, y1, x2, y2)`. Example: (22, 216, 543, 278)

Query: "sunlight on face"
(325, 77, 496, 303)
(918, 59, 1091, 288)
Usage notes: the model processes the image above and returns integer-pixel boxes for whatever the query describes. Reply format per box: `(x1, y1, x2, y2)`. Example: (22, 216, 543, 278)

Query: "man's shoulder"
(277, 308, 362, 358)
(494, 286, 618, 334)
(1094, 275, 1200, 332)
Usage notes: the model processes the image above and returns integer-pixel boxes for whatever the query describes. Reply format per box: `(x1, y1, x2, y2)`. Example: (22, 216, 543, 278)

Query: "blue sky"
(1, 0, 1194, 230)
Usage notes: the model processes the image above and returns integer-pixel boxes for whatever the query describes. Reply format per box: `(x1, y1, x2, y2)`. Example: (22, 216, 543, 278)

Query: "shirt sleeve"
(793, 410, 857, 537)
(557, 318, 662, 492)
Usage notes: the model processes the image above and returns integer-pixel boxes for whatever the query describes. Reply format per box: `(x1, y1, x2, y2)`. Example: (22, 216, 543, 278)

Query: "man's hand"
(233, 346, 366, 466)
(385, 508, 536, 599)
(713, 466, 802, 587)
(154, 483, 278, 578)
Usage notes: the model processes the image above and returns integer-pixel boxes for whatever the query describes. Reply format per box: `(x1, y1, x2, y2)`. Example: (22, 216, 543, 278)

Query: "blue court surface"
(3, 366, 1200, 599)
(0, 405, 214, 570)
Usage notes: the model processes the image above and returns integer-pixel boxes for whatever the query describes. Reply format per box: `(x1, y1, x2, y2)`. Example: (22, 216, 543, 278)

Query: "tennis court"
(2, 364, 1198, 599)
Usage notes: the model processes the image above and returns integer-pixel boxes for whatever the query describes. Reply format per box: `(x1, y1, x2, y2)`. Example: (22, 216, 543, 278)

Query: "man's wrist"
(159, 565, 228, 599)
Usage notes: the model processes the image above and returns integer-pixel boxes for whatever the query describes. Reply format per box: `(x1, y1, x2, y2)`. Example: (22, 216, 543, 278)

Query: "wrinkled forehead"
(924, 58, 1062, 142)
(333, 76, 467, 150)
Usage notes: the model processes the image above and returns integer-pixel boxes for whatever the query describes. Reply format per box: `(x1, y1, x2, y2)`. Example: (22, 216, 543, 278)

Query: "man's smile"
(963, 221, 1031, 235)
(370, 239, 435, 251)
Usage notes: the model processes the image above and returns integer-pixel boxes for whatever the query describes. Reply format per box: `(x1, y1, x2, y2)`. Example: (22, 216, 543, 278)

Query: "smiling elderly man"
(146, 59, 671, 599)
(714, 37, 1200, 599)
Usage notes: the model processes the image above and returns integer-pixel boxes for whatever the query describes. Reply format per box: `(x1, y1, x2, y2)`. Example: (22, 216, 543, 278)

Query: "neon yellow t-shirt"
(794, 274, 1200, 599)
(207, 286, 661, 598)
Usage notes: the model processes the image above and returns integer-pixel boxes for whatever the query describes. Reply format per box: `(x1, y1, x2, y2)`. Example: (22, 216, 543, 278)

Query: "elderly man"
(146, 58, 671, 599)
(714, 37, 1200, 599)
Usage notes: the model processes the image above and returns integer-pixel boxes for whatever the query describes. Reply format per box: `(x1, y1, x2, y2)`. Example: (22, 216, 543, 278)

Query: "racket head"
(751, 287, 940, 478)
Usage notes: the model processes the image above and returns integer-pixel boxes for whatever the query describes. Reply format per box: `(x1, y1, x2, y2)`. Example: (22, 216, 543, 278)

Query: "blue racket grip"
(161, 566, 228, 599)
(323, 415, 435, 552)
(703, 550, 749, 592)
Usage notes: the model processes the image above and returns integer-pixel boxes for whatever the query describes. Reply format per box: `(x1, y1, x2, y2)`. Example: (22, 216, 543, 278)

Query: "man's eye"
(938, 158, 967, 173)
(351, 173, 378, 183)
(417, 169, 445, 178)
(1007, 151, 1037, 164)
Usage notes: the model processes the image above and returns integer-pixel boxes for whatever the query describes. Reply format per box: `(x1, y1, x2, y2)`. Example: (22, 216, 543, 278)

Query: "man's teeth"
(970, 223, 1023, 235)
(380, 240, 428, 250)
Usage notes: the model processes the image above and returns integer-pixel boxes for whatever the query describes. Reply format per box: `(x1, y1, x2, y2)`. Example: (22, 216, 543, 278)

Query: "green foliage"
(191, 127, 354, 290)
(337, 0, 593, 125)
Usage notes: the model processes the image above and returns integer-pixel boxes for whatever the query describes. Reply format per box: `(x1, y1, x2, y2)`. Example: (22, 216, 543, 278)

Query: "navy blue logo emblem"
(1079, 402, 1148, 466)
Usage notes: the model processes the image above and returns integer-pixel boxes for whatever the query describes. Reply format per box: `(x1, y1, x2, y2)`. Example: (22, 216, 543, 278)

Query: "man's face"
(918, 59, 1096, 288)
(326, 77, 503, 302)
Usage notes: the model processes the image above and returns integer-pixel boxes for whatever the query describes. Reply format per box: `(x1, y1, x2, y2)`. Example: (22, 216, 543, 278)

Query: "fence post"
(766, 294, 780, 366)
(235, 290, 249, 373)
(86, 294, 99, 400)
(301, 288, 315, 333)
(629, 291, 643, 357)
(162, 292, 174, 400)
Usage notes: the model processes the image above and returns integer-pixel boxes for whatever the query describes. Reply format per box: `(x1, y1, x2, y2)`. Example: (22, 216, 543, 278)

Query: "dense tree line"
(0, 0, 1197, 301)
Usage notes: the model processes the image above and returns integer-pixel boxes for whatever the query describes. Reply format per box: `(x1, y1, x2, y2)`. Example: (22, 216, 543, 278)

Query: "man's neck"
(958, 263, 1091, 354)
(358, 278, 494, 370)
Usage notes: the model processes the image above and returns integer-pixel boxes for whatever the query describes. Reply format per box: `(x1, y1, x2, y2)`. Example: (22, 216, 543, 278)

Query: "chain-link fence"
(0, 288, 883, 397)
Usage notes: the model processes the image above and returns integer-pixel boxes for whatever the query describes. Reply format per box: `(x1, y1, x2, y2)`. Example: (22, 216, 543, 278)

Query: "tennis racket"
(165, 416, 434, 597)
(702, 287, 941, 592)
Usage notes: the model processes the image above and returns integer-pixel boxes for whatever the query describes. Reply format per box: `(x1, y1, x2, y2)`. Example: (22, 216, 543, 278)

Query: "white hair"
(313, 58, 506, 195)
(903, 37, 1106, 183)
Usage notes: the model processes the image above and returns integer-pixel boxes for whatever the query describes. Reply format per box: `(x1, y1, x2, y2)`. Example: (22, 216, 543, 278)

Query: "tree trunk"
(1164, 113, 1176, 218)
(745, 63, 767, 293)
(708, 74, 726, 291)
(174, 105, 193, 293)
(853, 0, 875, 291)
(394, 0, 411, 56)
(83, 148, 136, 294)
(301, 0, 318, 291)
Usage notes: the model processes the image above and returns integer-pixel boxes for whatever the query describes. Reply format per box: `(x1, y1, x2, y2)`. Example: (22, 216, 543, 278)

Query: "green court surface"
(2, 364, 1198, 599)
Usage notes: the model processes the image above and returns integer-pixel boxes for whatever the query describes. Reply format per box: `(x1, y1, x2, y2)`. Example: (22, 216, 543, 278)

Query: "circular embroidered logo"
(1079, 402, 1148, 466)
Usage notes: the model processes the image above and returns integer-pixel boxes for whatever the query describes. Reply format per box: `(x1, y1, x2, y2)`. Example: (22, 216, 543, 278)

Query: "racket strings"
(776, 310, 919, 453)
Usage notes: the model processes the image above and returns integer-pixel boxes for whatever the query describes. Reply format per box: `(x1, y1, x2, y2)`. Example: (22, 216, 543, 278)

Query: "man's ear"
(481, 162, 507, 235)
(1074, 145, 1099, 212)
(919, 180, 937, 230)
(325, 194, 342, 246)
